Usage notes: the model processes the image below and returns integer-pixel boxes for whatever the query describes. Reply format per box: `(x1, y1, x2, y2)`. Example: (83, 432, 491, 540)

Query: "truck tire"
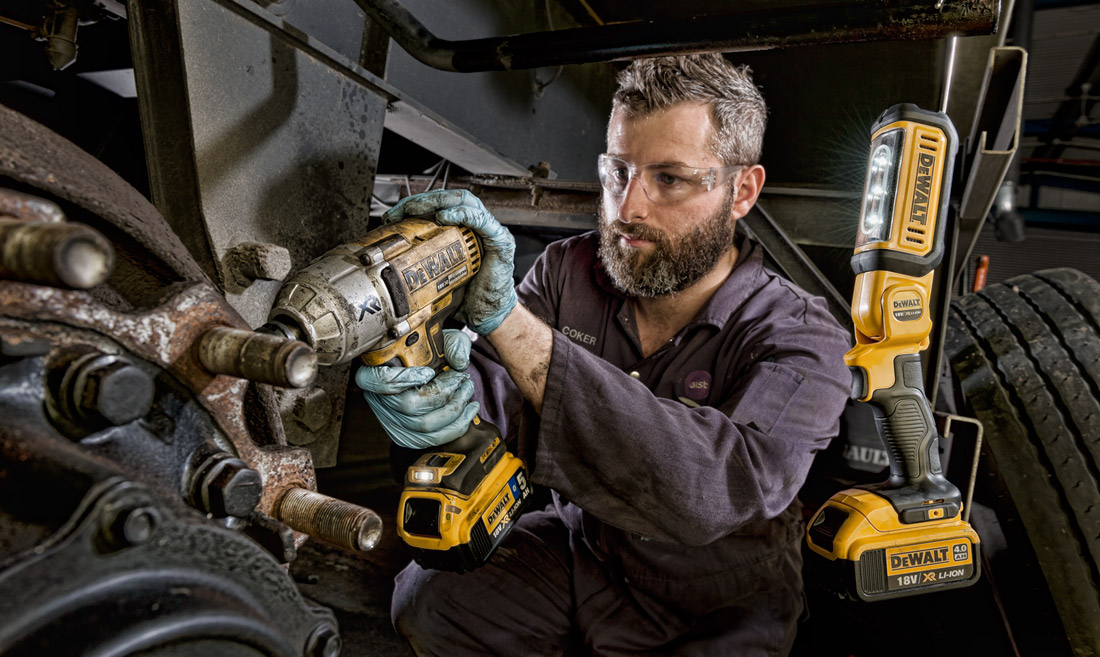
(945, 268, 1100, 656)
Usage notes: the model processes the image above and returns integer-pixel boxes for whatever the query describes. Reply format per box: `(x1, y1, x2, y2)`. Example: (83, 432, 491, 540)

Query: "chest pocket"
(729, 361, 806, 434)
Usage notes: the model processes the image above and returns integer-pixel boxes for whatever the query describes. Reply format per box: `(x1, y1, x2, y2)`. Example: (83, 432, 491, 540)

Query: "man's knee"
(391, 562, 451, 642)
(390, 516, 576, 655)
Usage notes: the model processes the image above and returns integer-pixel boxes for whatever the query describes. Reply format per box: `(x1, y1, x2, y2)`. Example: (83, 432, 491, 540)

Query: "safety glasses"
(597, 154, 743, 205)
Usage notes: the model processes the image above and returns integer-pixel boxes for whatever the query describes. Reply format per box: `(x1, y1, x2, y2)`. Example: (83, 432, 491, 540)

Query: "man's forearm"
(486, 303, 553, 414)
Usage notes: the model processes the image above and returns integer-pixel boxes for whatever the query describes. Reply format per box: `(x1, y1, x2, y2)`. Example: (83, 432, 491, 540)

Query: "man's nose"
(616, 175, 651, 222)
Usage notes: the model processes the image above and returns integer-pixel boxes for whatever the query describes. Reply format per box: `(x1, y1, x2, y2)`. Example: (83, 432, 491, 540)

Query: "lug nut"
(191, 453, 264, 518)
(290, 386, 333, 434)
(76, 357, 156, 426)
(276, 487, 383, 552)
(198, 326, 317, 388)
(102, 505, 160, 550)
(56, 353, 155, 428)
(116, 507, 159, 545)
(306, 623, 342, 657)
(0, 218, 114, 288)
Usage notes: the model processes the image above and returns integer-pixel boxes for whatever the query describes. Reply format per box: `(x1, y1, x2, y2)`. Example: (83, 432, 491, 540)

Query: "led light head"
(857, 129, 904, 246)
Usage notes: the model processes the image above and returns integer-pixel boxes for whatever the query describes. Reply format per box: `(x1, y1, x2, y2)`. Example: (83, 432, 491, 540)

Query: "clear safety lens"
(857, 129, 903, 246)
(597, 155, 742, 205)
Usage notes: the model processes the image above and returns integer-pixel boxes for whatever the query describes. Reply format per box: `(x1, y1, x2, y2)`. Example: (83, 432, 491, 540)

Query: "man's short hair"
(612, 54, 767, 166)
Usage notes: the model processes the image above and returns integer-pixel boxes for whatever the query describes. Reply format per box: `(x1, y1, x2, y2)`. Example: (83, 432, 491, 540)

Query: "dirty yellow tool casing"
(351, 221, 533, 572)
(358, 219, 481, 371)
(806, 104, 980, 601)
(266, 218, 532, 572)
(267, 218, 480, 367)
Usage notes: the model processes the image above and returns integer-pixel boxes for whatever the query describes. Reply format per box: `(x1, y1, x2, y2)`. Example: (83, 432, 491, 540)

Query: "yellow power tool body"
(806, 104, 980, 600)
(267, 218, 532, 572)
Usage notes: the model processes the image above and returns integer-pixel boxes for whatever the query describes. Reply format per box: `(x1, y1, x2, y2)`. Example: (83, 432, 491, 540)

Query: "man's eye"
(612, 167, 630, 180)
(654, 171, 684, 186)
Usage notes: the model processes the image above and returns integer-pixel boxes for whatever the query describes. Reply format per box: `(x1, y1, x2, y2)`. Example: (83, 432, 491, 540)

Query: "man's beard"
(598, 190, 737, 297)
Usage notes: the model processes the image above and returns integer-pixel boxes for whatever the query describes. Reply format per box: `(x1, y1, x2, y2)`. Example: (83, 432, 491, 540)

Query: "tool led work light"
(857, 130, 903, 246)
(807, 103, 979, 602)
(410, 468, 437, 483)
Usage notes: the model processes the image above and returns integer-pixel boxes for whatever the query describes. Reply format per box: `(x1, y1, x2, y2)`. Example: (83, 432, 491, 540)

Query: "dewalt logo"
(891, 296, 923, 322)
(402, 241, 467, 293)
(485, 491, 512, 529)
(890, 546, 949, 571)
(908, 152, 936, 226)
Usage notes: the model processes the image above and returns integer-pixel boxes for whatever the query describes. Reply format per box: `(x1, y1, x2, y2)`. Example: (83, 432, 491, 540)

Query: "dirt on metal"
(0, 104, 206, 286)
(0, 279, 318, 522)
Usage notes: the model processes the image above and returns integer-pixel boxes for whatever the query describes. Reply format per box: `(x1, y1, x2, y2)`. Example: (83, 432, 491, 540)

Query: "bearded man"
(357, 54, 851, 656)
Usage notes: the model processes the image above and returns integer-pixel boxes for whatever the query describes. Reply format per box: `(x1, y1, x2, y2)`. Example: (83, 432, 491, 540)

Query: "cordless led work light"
(807, 104, 981, 601)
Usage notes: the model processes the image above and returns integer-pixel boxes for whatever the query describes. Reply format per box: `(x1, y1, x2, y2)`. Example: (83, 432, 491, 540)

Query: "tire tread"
(947, 268, 1100, 656)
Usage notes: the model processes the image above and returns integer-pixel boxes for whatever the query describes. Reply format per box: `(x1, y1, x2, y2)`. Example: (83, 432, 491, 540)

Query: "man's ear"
(730, 165, 766, 220)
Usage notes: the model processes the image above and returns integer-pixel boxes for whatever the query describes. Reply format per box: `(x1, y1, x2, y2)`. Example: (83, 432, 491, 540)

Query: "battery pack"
(398, 419, 533, 573)
(807, 488, 981, 601)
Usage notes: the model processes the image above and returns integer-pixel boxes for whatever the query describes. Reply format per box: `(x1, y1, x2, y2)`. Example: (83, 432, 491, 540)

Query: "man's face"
(598, 103, 740, 297)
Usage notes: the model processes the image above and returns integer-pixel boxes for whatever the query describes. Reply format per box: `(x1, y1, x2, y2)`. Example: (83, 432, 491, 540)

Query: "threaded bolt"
(0, 218, 114, 288)
(198, 326, 317, 388)
(276, 488, 383, 552)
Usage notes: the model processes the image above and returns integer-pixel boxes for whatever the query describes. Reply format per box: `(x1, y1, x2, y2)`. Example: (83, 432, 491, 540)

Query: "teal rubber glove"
(383, 189, 517, 335)
(355, 329, 479, 449)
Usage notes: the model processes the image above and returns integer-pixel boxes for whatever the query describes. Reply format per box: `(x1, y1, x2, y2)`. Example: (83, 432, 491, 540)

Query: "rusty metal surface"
(375, 174, 601, 230)
(126, 0, 394, 467)
(0, 187, 66, 223)
(0, 103, 206, 288)
(0, 280, 317, 522)
(0, 108, 334, 542)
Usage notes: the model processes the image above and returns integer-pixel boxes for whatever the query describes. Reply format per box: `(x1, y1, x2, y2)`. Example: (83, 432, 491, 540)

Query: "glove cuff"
(464, 288, 518, 335)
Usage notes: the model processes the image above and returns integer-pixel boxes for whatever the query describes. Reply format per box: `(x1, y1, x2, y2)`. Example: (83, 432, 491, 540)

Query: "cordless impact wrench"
(264, 218, 532, 572)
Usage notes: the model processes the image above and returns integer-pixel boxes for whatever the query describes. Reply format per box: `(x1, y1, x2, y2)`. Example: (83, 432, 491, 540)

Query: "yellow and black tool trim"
(860, 353, 962, 516)
(851, 104, 957, 279)
(398, 417, 533, 573)
(807, 489, 981, 601)
(360, 220, 481, 371)
(806, 103, 979, 602)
